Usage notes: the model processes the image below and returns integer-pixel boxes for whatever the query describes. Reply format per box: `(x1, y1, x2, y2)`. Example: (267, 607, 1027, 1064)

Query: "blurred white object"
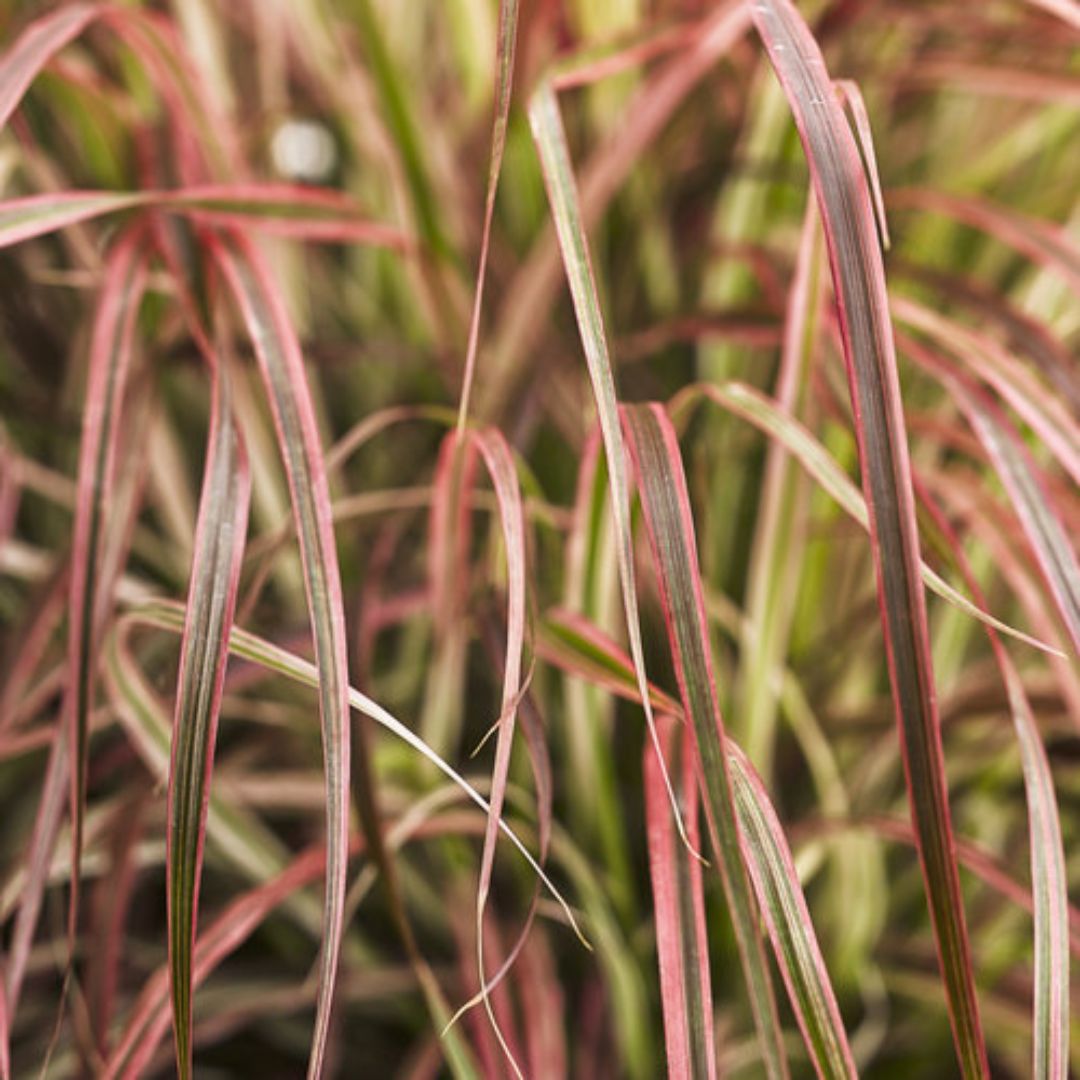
(271, 119, 337, 183)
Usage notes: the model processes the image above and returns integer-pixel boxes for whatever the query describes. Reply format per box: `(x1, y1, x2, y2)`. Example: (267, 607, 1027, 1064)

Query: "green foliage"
(0, 1, 1075, 1076)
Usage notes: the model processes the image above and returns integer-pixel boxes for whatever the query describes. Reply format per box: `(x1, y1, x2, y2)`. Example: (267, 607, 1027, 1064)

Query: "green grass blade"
(456, 0, 519, 426)
(621, 402, 788, 1079)
(916, 482, 1069, 1079)
(64, 227, 148, 959)
(957, 387, 1080, 654)
(126, 599, 584, 942)
(644, 714, 715, 1080)
(727, 745, 857, 1080)
(166, 369, 251, 1080)
(527, 77, 695, 867)
(211, 232, 351, 1080)
(751, 2, 988, 1072)
(672, 381, 1060, 656)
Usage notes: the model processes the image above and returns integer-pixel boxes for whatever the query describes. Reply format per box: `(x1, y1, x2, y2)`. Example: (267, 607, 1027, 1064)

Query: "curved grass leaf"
(644, 714, 715, 1080)
(166, 370, 251, 1080)
(211, 232, 350, 1080)
(751, 2, 988, 1072)
(65, 226, 148, 949)
(456, 0, 519, 426)
(953, 386, 1080, 655)
(0, 3, 98, 132)
(671, 381, 1060, 654)
(468, 428, 527, 1077)
(106, 802, 502, 1079)
(736, 199, 824, 779)
(527, 77, 695, 871)
(0, 188, 408, 251)
(124, 599, 584, 943)
(104, 619, 326, 937)
(621, 402, 787, 1078)
(894, 300, 1080, 487)
(0, 4, 233, 179)
(727, 745, 857, 1080)
(915, 481, 1069, 1079)
(106, 839, 360, 1079)
(538, 609, 682, 718)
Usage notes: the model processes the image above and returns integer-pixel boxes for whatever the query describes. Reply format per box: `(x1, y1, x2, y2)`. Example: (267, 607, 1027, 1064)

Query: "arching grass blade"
(211, 232, 351, 1080)
(166, 368, 251, 1080)
(621, 402, 787, 1079)
(727, 745, 857, 1080)
(751, 3, 988, 1070)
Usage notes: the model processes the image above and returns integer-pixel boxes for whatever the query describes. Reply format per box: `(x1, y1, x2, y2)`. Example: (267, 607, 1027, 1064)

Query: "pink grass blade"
(915, 481, 1069, 1079)
(726, 745, 857, 1080)
(0, 192, 147, 249)
(621, 402, 787, 1079)
(736, 198, 824, 779)
(644, 714, 715, 1080)
(0, 188, 408, 250)
(4, 719, 68, 1016)
(166, 369, 251, 1080)
(889, 189, 1080, 293)
(952, 385, 1080, 654)
(467, 427, 527, 1077)
(106, 841, 358, 1079)
(87, 795, 146, 1062)
(125, 599, 584, 943)
(0, 3, 98, 132)
(833, 80, 889, 251)
(456, 0, 519, 427)
(750, 2, 988, 1073)
(211, 232, 351, 1080)
(671, 381, 1060, 655)
(0, 568, 67, 733)
(894, 299, 1080, 487)
(65, 226, 149, 954)
(527, 79, 697, 864)
(538, 610, 683, 717)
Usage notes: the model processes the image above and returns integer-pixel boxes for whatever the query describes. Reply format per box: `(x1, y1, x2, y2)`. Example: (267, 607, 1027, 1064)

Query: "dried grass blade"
(621, 402, 787, 1078)
(211, 233, 350, 1080)
(750, 2, 987, 1072)
(166, 369, 251, 1079)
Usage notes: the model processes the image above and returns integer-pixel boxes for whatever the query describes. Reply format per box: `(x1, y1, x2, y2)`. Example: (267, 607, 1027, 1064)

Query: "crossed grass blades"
(0, 0, 1075, 1077)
